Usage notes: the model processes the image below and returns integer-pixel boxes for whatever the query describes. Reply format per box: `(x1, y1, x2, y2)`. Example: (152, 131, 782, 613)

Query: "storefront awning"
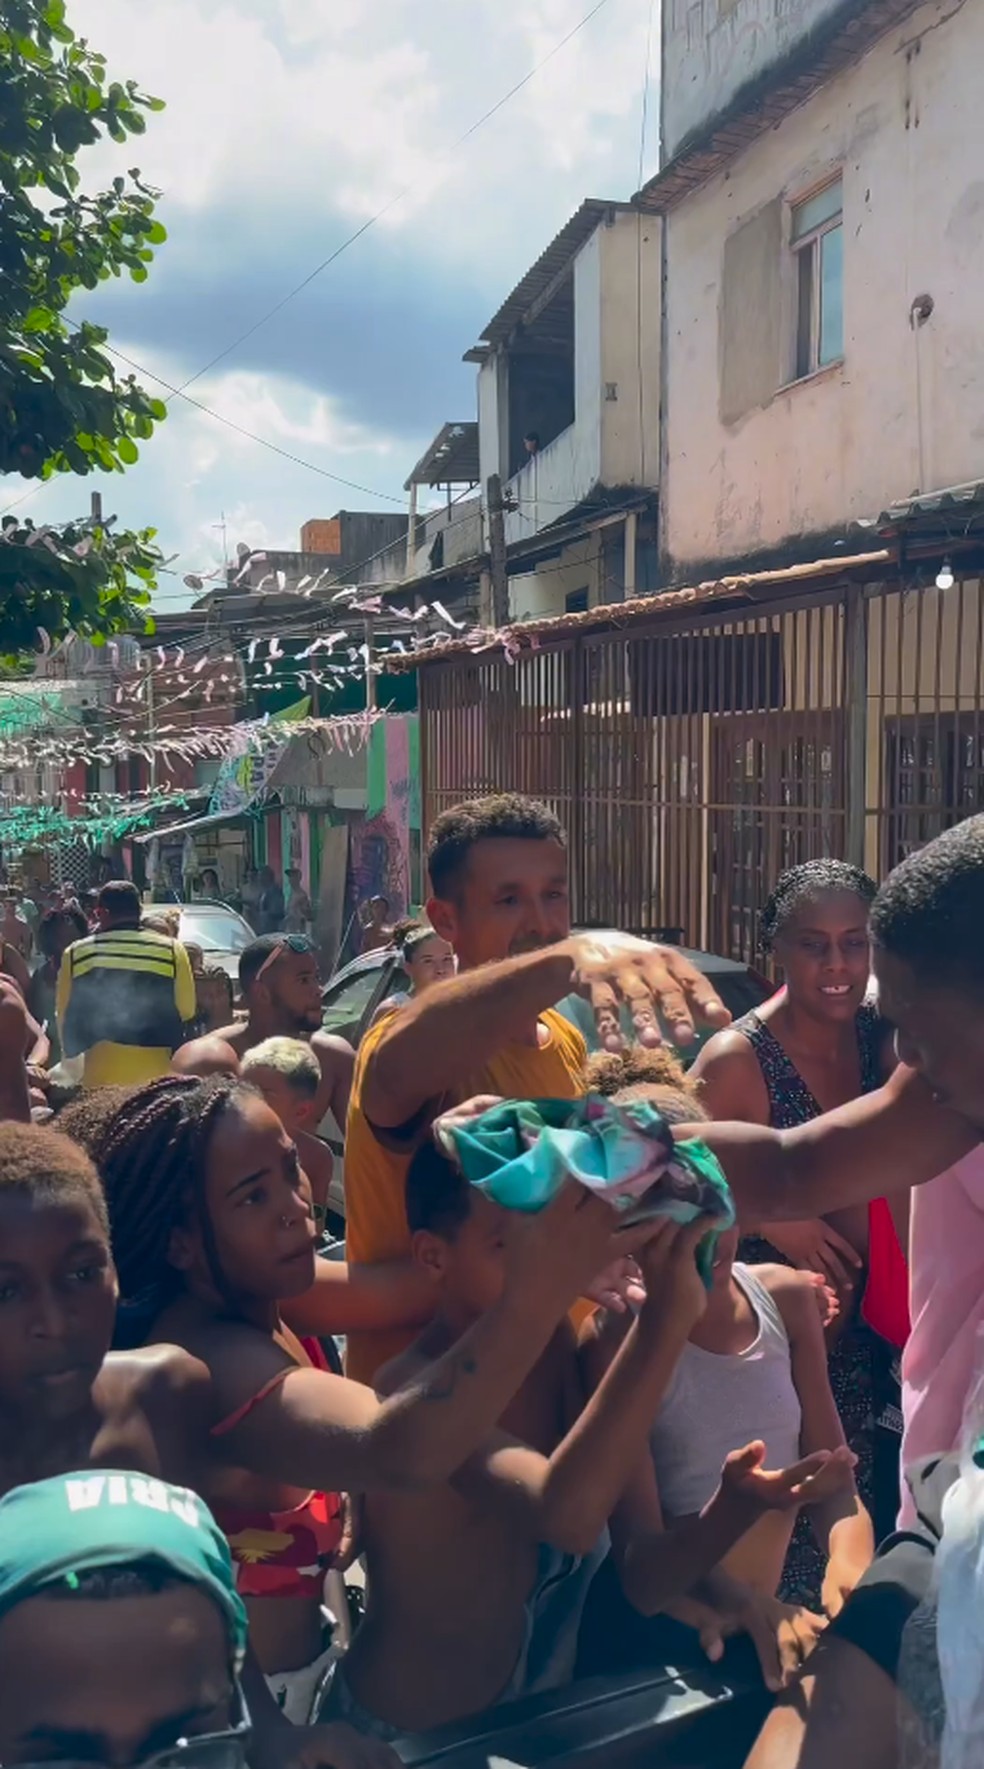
(132, 807, 256, 845)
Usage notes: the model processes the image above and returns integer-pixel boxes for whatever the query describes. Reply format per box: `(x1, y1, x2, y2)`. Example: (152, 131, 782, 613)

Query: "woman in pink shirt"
(900, 1145, 984, 1524)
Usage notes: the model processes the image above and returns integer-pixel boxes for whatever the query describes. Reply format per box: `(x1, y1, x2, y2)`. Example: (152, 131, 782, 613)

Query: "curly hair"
(0, 1121, 108, 1232)
(427, 794, 566, 900)
(759, 859, 877, 952)
(583, 1046, 706, 1123)
(583, 1046, 690, 1099)
(64, 1074, 247, 1305)
(870, 815, 984, 992)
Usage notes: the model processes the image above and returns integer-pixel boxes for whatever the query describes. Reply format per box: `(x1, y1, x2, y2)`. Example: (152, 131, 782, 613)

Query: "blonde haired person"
(241, 1036, 334, 1231)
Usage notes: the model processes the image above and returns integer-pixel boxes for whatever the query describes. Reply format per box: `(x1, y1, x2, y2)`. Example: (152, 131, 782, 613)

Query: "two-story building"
(469, 199, 661, 621)
(640, 0, 984, 579)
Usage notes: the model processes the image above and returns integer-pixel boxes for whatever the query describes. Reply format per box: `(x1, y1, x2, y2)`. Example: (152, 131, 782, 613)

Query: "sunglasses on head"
(253, 934, 316, 983)
(9, 1702, 251, 1769)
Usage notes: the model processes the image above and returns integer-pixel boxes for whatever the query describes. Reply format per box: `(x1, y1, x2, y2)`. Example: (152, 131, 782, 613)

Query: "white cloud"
(30, 0, 657, 601)
(71, 0, 653, 243)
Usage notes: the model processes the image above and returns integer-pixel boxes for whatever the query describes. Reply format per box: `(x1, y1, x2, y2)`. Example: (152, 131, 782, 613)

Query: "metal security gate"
(419, 574, 984, 968)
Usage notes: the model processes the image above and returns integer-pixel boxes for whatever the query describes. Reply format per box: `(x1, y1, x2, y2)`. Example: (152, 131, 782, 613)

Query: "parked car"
(318, 936, 771, 1224)
(176, 901, 256, 990)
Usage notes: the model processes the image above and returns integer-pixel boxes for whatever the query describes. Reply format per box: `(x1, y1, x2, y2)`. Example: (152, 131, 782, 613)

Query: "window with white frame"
(791, 178, 843, 379)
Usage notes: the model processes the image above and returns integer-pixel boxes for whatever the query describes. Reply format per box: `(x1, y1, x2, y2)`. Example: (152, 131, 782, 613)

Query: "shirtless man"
(176, 934, 354, 1129)
(325, 1135, 845, 1740)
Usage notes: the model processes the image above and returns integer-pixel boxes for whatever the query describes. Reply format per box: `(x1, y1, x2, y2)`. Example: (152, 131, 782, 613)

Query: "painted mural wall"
(347, 715, 421, 923)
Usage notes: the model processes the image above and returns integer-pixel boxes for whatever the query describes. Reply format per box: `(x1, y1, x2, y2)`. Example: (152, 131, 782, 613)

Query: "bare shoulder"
(172, 1034, 240, 1078)
(312, 1029, 356, 1068)
(97, 1344, 212, 1413)
(688, 1024, 768, 1119)
(689, 1024, 759, 1077)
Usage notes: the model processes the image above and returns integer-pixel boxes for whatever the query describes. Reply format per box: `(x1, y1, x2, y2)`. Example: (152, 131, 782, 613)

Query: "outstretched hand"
(569, 931, 731, 1050)
(720, 1440, 857, 1514)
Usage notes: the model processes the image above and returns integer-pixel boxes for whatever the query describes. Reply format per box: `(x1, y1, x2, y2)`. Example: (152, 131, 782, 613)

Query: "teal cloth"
(437, 1093, 734, 1283)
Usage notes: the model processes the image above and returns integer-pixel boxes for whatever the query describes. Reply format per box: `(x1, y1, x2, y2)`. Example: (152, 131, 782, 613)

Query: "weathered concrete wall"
(663, 0, 984, 570)
(662, 0, 852, 160)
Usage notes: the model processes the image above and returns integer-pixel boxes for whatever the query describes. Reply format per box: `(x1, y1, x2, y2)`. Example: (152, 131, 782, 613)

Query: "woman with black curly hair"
(691, 860, 908, 1607)
(62, 1072, 641, 1722)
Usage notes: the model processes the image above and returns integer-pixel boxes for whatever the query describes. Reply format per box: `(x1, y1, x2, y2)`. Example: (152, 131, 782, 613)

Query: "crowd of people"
(1, 795, 983, 1769)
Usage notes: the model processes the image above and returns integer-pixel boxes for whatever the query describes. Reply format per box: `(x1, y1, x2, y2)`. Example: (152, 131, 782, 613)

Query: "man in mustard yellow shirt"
(345, 793, 731, 1382)
(57, 881, 196, 1088)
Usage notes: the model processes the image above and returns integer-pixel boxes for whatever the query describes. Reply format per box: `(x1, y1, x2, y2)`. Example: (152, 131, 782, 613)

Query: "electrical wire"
(174, 0, 617, 398)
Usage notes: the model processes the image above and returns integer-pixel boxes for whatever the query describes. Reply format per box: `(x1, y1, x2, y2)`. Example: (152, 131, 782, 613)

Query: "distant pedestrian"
(255, 865, 285, 935)
(57, 879, 197, 1087)
(360, 893, 393, 953)
(285, 866, 314, 936)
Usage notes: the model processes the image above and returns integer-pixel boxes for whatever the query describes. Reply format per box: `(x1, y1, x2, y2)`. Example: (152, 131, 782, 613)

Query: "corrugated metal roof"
(467, 199, 634, 354)
(387, 548, 893, 670)
(405, 423, 480, 490)
(635, 0, 924, 215)
(877, 480, 984, 530)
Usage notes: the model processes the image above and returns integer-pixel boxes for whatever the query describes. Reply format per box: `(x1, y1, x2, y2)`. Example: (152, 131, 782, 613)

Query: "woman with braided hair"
(63, 1072, 649, 1725)
(691, 860, 908, 1611)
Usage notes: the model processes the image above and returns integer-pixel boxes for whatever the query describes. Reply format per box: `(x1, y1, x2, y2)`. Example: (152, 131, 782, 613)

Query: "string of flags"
(0, 709, 384, 777)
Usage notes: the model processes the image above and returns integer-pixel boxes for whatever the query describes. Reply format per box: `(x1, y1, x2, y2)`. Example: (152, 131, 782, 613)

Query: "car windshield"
(180, 909, 253, 954)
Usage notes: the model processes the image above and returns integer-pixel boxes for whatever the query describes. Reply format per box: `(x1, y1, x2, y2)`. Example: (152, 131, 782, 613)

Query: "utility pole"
(487, 474, 509, 627)
(90, 491, 103, 523)
(364, 613, 376, 711)
(145, 652, 157, 791)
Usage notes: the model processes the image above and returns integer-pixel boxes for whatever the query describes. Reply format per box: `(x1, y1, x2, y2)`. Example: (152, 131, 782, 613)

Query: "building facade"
(642, 0, 984, 579)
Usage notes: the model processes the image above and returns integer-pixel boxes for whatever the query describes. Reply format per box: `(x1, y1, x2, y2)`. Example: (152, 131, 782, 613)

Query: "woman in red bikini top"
(85, 1075, 350, 1717)
(83, 1073, 631, 1729)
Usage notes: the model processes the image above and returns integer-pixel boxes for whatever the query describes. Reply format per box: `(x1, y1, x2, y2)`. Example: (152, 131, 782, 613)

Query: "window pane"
(792, 179, 842, 242)
(819, 223, 844, 364)
(796, 246, 815, 379)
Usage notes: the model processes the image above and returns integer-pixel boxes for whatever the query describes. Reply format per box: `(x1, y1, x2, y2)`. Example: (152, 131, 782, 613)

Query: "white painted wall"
(510, 534, 600, 621)
(662, 0, 848, 159)
(476, 212, 662, 551)
(663, 0, 984, 571)
(600, 213, 662, 487)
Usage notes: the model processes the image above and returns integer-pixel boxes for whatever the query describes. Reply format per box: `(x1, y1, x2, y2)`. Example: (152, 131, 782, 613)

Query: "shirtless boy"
(241, 1036, 335, 1229)
(326, 1135, 844, 1739)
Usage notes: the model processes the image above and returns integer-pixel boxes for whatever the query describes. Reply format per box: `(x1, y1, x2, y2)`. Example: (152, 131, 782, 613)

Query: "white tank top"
(649, 1263, 803, 1518)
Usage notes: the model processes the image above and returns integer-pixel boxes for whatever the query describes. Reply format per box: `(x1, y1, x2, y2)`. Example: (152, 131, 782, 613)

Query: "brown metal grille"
(420, 575, 984, 967)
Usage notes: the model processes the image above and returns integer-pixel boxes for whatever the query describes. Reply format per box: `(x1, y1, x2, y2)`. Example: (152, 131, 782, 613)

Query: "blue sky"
(8, 0, 657, 607)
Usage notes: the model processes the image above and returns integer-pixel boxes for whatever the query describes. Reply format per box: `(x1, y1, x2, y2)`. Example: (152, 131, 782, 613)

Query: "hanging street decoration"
(0, 706, 383, 775)
(0, 787, 193, 854)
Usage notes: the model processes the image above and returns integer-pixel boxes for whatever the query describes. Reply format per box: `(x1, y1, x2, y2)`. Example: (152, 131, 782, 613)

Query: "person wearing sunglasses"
(175, 935, 355, 1132)
(0, 1470, 251, 1769)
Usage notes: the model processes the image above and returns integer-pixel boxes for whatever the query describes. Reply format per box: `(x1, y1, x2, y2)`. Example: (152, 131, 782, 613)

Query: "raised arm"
(281, 1255, 434, 1337)
(210, 1184, 654, 1493)
(449, 1221, 712, 1556)
(687, 1063, 980, 1220)
(364, 933, 731, 1129)
(772, 1270, 874, 1617)
(362, 945, 577, 1127)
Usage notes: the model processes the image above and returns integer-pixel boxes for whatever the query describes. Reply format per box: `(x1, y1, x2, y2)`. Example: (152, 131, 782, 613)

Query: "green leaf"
(116, 435, 138, 464)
